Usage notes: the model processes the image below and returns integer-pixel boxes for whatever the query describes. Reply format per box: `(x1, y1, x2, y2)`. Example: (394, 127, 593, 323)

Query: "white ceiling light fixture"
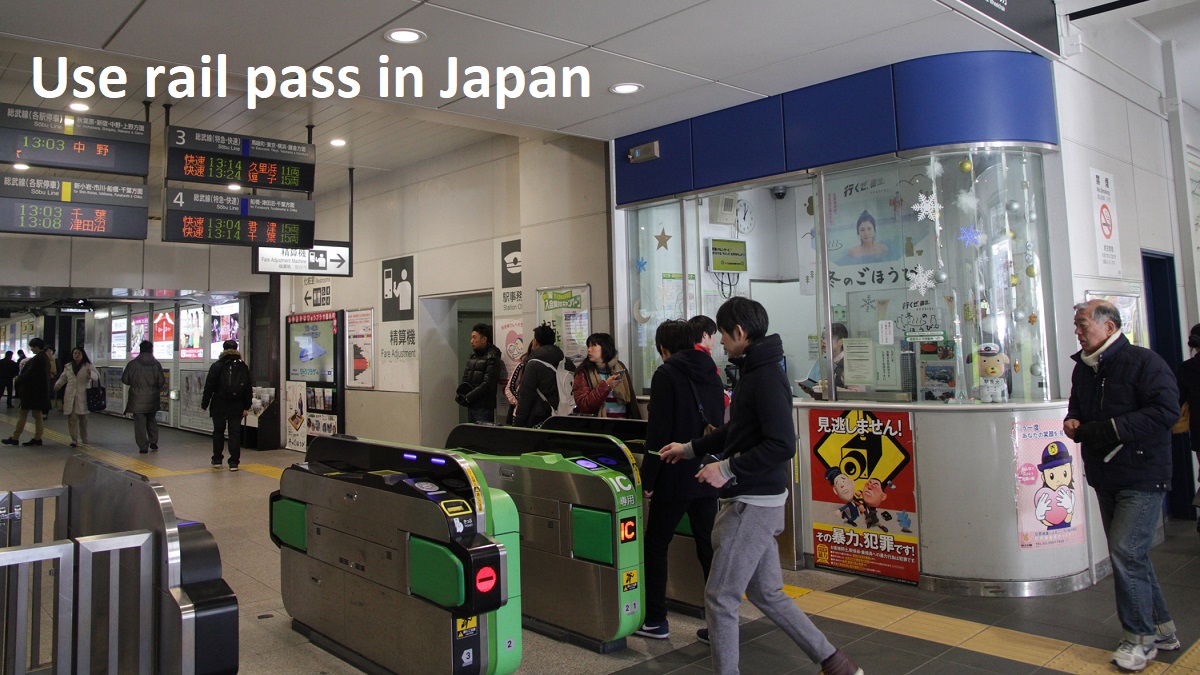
(13, 163, 29, 171)
(227, 183, 241, 191)
(330, 139, 347, 147)
(385, 28, 427, 44)
(609, 83, 644, 95)
(68, 102, 89, 112)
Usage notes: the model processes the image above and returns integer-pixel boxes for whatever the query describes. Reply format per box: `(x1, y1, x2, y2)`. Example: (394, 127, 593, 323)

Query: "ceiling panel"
(427, 0, 709, 46)
(561, 82, 762, 140)
(0, 1, 143, 48)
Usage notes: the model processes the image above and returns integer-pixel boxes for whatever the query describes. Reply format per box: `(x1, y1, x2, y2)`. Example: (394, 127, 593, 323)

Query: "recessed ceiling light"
(227, 183, 241, 191)
(385, 28, 427, 44)
(68, 102, 89, 112)
(330, 139, 347, 147)
(13, 163, 29, 171)
(609, 83, 643, 95)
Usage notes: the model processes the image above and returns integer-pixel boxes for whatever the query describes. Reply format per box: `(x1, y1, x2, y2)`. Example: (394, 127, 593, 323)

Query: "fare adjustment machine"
(269, 437, 521, 675)
(445, 425, 644, 651)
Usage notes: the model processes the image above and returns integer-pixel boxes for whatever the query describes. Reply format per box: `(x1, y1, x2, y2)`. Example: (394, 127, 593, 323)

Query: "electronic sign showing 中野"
(0, 172, 149, 240)
(166, 126, 315, 193)
(163, 187, 314, 248)
(1, 103, 151, 176)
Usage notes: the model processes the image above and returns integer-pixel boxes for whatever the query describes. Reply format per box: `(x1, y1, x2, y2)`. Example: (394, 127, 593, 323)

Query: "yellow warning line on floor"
(784, 586, 1190, 673)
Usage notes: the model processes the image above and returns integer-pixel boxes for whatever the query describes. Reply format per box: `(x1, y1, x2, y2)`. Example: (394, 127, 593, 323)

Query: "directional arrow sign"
(254, 240, 352, 276)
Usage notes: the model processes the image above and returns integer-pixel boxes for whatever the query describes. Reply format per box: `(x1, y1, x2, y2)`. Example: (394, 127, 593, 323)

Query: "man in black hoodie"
(662, 298, 861, 675)
(635, 320, 723, 640)
(513, 324, 573, 428)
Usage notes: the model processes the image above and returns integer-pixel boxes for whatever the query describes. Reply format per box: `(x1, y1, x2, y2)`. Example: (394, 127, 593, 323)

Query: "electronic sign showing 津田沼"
(0, 172, 149, 240)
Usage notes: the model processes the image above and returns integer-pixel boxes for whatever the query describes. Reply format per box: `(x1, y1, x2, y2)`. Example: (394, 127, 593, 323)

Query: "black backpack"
(218, 359, 250, 400)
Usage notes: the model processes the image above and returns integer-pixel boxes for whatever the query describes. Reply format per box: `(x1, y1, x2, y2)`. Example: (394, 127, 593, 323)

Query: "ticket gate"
(445, 425, 644, 652)
(269, 437, 521, 675)
(539, 416, 707, 615)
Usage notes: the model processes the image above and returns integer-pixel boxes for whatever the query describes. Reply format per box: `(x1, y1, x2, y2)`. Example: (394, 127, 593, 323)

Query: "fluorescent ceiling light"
(68, 102, 89, 112)
(227, 183, 241, 190)
(13, 163, 29, 171)
(330, 139, 347, 147)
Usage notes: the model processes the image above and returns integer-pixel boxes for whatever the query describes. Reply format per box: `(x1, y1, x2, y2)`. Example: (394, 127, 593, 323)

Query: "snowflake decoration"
(907, 264, 937, 297)
(957, 224, 985, 247)
(926, 159, 944, 181)
(912, 192, 940, 222)
(955, 189, 979, 214)
(636, 257, 647, 272)
(860, 295, 877, 312)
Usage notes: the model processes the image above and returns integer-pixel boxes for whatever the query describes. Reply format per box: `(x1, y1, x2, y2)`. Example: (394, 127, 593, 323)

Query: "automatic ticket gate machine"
(445, 425, 644, 652)
(539, 416, 707, 615)
(269, 436, 522, 675)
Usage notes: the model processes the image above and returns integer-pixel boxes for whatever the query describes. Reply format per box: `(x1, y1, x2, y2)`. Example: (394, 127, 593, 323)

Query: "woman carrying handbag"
(54, 347, 100, 447)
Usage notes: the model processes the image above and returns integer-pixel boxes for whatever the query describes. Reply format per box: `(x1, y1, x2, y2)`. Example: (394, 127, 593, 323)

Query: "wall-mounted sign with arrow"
(254, 240, 353, 277)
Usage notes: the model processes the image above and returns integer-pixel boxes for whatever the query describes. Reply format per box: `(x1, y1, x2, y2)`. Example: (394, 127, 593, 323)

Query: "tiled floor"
(3, 410, 1199, 674)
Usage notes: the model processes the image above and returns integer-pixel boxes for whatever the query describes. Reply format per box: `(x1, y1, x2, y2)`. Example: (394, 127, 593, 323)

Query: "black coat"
(514, 344, 573, 428)
(202, 349, 253, 416)
(1067, 334, 1179, 493)
(0, 357, 17, 382)
(692, 334, 795, 499)
(1178, 354, 1200, 452)
(460, 343, 503, 410)
(15, 351, 50, 411)
(642, 349, 724, 501)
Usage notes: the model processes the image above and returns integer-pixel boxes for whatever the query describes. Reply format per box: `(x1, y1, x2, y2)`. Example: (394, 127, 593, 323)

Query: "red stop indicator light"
(475, 566, 497, 594)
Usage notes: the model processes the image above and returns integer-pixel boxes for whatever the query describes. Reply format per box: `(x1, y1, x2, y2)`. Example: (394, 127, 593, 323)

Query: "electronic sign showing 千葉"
(166, 126, 315, 193)
(0, 103, 150, 176)
(163, 187, 314, 248)
(0, 172, 149, 240)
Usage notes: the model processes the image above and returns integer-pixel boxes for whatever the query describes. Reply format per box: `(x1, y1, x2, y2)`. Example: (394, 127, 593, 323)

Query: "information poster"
(345, 308, 374, 389)
(211, 301, 240, 358)
(179, 306, 205, 359)
(179, 369, 210, 432)
(285, 380, 306, 452)
(497, 317, 524, 403)
(110, 317, 128, 361)
(535, 284, 591, 366)
(809, 409, 919, 584)
(100, 367, 125, 413)
(129, 315, 149, 357)
(1090, 168, 1122, 277)
(288, 318, 335, 382)
(1013, 420, 1085, 550)
(153, 310, 175, 360)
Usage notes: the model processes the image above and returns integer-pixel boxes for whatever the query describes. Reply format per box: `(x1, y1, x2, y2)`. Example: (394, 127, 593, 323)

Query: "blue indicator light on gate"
(403, 453, 418, 461)
(430, 457, 446, 465)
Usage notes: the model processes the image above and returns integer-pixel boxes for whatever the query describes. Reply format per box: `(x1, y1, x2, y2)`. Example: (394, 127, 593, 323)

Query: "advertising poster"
(153, 310, 175, 360)
(246, 387, 276, 429)
(345, 308, 374, 389)
(1014, 420, 1085, 550)
(180, 306, 206, 359)
(211, 301, 240, 359)
(100, 366, 125, 413)
(307, 412, 338, 437)
(179, 369, 210, 432)
(285, 380, 307, 452)
(535, 284, 591, 366)
(1090, 168, 1122, 277)
(288, 315, 336, 382)
(809, 408, 919, 584)
(129, 315, 149, 357)
(159, 369, 171, 413)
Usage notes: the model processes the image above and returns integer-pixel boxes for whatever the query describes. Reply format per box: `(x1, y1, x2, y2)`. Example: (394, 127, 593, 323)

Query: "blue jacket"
(1067, 334, 1179, 492)
(692, 334, 794, 499)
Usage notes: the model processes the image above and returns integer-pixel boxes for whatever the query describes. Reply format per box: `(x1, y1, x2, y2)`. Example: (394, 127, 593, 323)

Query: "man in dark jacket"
(634, 320, 723, 640)
(3, 338, 50, 446)
(122, 340, 165, 454)
(513, 324, 573, 428)
(0, 350, 18, 408)
(661, 298, 860, 675)
(456, 323, 503, 423)
(1064, 299, 1179, 671)
(202, 339, 253, 471)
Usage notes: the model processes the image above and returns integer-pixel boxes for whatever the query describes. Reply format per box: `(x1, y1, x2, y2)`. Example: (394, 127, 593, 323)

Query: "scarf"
(1080, 331, 1122, 371)
(584, 358, 633, 405)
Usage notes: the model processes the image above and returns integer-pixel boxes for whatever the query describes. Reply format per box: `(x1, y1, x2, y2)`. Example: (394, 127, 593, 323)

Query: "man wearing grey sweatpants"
(662, 298, 861, 675)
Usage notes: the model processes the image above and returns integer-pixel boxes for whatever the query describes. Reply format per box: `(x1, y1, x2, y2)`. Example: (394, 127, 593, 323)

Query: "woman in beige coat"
(54, 348, 99, 447)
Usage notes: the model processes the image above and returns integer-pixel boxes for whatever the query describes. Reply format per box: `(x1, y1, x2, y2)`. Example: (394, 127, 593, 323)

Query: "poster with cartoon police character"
(1013, 421, 1085, 549)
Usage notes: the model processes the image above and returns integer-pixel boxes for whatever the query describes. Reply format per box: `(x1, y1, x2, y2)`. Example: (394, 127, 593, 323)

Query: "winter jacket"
(0, 356, 17, 382)
(460, 344, 503, 410)
(692, 334, 795, 499)
(642, 348, 724, 501)
(15, 351, 51, 411)
(1066, 334, 1179, 493)
(121, 352, 165, 414)
(1177, 354, 1200, 453)
(202, 349, 253, 416)
(573, 358, 642, 419)
(55, 363, 99, 416)
(514, 344, 574, 428)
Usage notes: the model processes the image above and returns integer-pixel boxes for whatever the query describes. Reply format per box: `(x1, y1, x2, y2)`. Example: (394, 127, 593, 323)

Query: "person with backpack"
(202, 339, 253, 471)
(122, 340, 166, 454)
(572, 332, 641, 419)
(513, 324, 575, 428)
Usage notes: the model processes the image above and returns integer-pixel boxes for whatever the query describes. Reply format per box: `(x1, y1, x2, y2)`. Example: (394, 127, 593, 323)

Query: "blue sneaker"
(634, 621, 669, 639)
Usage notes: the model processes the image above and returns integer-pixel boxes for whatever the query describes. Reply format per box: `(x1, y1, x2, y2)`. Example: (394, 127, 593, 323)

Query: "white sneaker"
(1111, 641, 1157, 671)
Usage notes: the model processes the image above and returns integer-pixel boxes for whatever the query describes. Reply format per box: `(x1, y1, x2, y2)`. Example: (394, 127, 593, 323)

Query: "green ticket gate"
(540, 416, 707, 615)
(269, 437, 521, 675)
(445, 425, 644, 652)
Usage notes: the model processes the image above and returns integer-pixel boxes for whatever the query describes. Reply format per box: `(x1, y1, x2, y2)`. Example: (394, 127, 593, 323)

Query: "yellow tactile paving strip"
(783, 587, 1190, 673)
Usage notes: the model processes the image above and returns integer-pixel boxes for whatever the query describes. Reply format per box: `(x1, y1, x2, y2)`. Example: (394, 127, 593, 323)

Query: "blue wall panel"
(783, 66, 897, 172)
(614, 121, 693, 205)
(893, 51, 1057, 150)
(691, 97, 786, 190)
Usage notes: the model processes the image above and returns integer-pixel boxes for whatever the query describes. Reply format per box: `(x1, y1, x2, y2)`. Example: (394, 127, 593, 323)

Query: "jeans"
(1095, 488, 1175, 642)
(643, 495, 717, 624)
(467, 407, 494, 424)
(212, 410, 243, 467)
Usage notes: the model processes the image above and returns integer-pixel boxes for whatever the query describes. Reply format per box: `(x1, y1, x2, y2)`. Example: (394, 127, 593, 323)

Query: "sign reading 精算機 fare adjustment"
(0, 172, 149, 240)
(0, 102, 150, 176)
(163, 188, 315, 248)
(166, 126, 316, 193)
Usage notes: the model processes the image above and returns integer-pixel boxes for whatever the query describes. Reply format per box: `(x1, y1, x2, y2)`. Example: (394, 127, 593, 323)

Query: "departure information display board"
(0, 172, 149, 240)
(0, 103, 150, 176)
(166, 126, 315, 193)
(163, 187, 315, 248)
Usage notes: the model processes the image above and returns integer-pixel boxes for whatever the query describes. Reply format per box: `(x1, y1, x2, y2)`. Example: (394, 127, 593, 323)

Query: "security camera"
(771, 186, 787, 200)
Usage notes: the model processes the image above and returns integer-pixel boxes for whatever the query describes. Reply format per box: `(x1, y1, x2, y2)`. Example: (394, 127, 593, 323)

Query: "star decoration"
(955, 189, 979, 214)
(654, 228, 672, 250)
(926, 159, 944, 181)
(636, 257, 647, 272)
(912, 192, 940, 222)
(860, 296, 877, 312)
(957, 224, 985, 247)
(907, 264, 937, 296)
